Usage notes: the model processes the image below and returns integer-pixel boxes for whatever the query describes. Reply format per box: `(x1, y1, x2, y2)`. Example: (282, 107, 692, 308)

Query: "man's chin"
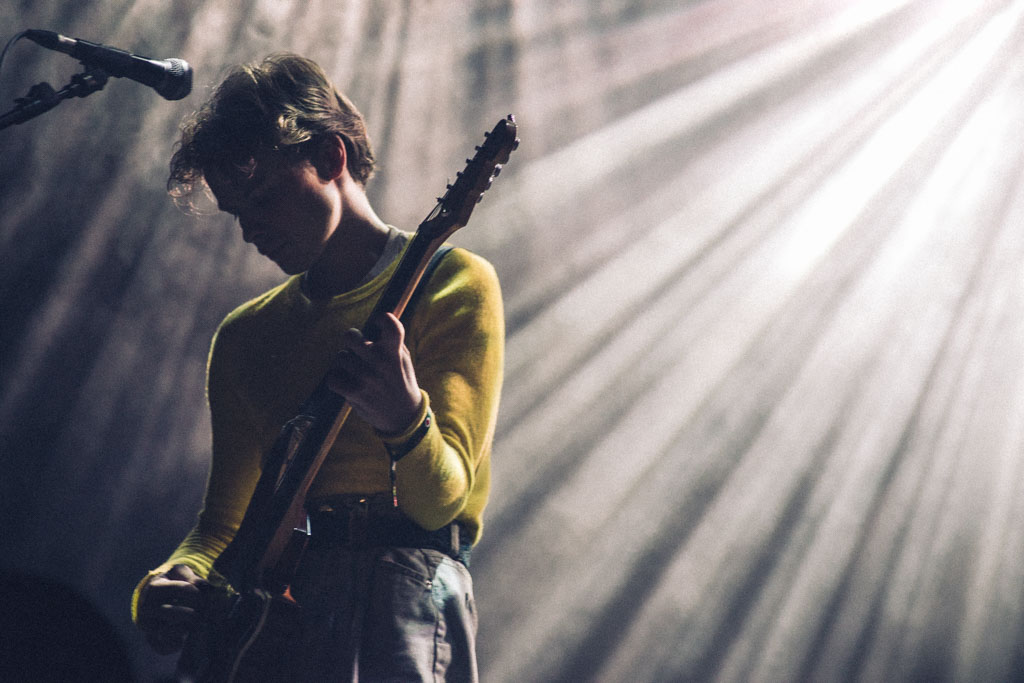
(268, 252, 307, 275)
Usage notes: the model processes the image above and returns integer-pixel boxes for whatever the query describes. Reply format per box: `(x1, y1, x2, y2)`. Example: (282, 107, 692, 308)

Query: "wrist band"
(386, 409, 431, 509)
(383, 409, 432, 462)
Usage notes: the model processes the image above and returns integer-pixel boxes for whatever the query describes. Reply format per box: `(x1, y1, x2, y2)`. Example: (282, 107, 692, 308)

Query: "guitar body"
(176, 588, 302, 683)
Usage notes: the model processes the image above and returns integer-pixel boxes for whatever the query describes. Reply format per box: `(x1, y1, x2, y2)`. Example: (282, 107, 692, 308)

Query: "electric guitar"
(175, 116, 518, 682)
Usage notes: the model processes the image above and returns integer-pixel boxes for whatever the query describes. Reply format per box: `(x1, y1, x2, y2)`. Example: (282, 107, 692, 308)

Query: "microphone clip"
(0, 64, 109, 131)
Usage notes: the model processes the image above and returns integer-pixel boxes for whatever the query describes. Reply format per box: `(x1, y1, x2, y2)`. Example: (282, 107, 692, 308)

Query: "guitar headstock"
(419, 115, 519, 240)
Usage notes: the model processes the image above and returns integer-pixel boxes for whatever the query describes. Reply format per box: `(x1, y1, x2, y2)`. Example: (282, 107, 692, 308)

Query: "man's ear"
(312, 134, 347, 182)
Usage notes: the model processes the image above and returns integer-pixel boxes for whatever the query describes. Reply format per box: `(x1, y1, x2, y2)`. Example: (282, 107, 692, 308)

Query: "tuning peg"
(492, 165, 502, 178)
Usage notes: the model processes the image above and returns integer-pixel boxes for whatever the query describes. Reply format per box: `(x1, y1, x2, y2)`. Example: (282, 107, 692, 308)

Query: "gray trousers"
(287, 543, 479, 682)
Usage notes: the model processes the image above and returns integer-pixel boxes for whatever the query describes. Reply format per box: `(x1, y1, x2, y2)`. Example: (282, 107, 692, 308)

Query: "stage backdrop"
(3, 1, 1024, 681)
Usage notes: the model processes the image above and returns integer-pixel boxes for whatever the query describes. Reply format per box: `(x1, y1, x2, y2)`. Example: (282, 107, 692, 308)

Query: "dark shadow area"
(0, 570, 136, 682)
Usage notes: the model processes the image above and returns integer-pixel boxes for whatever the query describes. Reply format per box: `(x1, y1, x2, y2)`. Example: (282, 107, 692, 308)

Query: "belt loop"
(349, 497, 369, 546)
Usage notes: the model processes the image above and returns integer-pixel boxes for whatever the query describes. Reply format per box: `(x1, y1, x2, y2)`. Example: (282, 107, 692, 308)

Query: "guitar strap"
(400, 244, 454, 326)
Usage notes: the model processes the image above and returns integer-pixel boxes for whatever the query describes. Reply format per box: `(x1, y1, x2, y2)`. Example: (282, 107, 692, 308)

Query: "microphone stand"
(0, 64, 108, 131)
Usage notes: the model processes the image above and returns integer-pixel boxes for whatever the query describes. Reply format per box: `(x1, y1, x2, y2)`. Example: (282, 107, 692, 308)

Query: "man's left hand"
(327, 312, 422, 434)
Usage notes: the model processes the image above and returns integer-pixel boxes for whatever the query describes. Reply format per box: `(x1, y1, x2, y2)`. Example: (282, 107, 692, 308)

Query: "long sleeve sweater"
(132, 244, 503, 618)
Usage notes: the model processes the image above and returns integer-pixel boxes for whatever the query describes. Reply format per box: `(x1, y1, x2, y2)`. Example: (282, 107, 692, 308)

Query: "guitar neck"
(368, 231, 450, 334)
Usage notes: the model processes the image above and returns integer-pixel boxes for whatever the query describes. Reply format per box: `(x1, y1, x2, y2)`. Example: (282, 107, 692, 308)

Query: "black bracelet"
(384, 409, 432, 462)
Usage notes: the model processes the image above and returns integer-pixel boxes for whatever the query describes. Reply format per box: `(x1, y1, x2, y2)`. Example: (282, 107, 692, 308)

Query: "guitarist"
(131, 53, 504, 681)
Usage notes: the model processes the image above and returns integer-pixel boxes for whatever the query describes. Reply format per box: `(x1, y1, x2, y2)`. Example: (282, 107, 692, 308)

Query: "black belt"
(306, 494, 472, 566)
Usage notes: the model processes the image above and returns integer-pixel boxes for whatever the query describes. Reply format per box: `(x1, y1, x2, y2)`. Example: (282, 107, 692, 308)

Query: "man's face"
(206, 153, 342, 274)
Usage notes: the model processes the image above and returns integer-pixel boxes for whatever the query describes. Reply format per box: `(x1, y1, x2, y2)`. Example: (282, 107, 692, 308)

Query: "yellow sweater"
(132, 244, 503, 618)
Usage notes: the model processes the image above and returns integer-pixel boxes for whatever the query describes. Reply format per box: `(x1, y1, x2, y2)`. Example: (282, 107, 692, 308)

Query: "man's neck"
(304, 193, 391, 298)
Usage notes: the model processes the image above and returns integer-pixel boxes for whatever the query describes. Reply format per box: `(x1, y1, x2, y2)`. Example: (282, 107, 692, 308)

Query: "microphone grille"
(158, 58, 193, 100)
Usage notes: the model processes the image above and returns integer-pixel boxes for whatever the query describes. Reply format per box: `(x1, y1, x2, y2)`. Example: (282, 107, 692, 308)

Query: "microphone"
(24, 29, 192, 100)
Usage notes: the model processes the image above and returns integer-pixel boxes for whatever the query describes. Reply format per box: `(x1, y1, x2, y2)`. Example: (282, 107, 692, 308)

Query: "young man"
(132, 53, 503, 680)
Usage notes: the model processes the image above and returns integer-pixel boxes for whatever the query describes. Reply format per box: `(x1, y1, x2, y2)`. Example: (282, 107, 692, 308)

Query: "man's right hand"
(136, 564, 207, 655)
